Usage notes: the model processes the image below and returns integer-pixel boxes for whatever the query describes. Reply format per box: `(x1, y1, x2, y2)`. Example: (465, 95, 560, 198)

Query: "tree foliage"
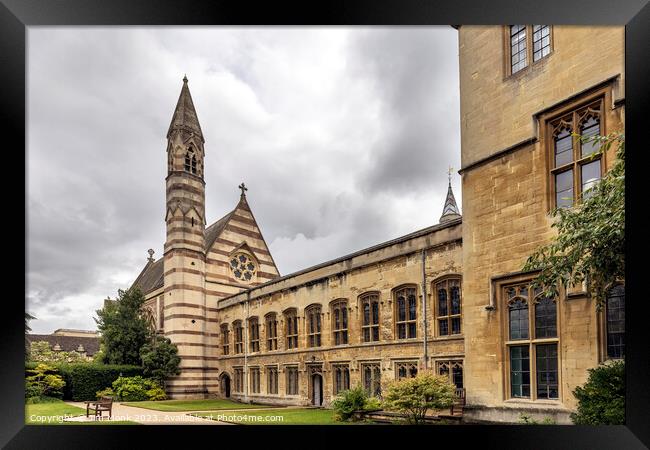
(382, 371, 456, 424)
(140, 336, 181, 385)
(331, 385, 382, 422)
(94, 288, 153, 365)
(25, 363, 66, 399)
(523, 133, 625, 307)
(571, 360, 625, 425)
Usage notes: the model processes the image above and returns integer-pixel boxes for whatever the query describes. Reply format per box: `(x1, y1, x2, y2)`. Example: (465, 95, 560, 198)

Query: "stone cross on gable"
(239, 182, 248, 197)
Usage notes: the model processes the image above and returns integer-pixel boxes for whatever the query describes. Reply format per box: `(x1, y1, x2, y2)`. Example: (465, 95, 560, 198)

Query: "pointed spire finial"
(147, 248, 155, 262)
(440, 169, 461, 224)
(183, 74, 188, 83)
(239, 182, 248, 198)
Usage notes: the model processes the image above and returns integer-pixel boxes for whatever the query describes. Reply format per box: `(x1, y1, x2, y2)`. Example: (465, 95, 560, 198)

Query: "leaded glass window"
(436, 278, 462, 336)
(510, 25, 527, 74)
(395, 361, 418, 380)
(534, 296, 557, 338)
(331, 300, 348, 345)
(234, 368, 244, 393)
(233, 320, 243, 354)
(250, 367, 260, 394)
(184, 148, 197, 174)
(437, 360, 464, 389)
(361, 293, 380, 342)
(333, 364, 350, 395)
(306, 305, 322, 347)
(229, 252, 257, 282)
(265, 313, 278, 351)
(606, 284, 625, 359)
(249, 317, 260, 353)
(536, 344, 558, 399)
(532, 25, 551, 61)
(267, 366, 278, 394)
(220, 323, 230, 355)
(395, 286, 417, 339)
(509, 297, 529, 340)
(362, 363, 382, 398)
(286, 366, 299, 395)
(285, 309, 298, 349)
(510, 346, 530, 398)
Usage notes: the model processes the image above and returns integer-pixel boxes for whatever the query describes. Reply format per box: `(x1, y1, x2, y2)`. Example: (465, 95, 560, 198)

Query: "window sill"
(504, 398, 564, 407)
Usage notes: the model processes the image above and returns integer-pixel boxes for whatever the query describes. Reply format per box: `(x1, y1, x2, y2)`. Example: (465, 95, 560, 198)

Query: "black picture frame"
(4, 0, 648, 448)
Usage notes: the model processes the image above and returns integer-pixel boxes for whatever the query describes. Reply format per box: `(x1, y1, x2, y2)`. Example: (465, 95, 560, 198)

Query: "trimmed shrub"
(571, 360, 625, 425)
(96, 387, 115, 399)
(25, 362, 144, 401)
(25, 363, 65, 400)
(112, 376, 167, 401)
(331, 385, 381, 422)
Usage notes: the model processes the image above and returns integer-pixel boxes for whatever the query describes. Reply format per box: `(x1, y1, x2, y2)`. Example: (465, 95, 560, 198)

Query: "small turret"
(440, 167, 461, 223)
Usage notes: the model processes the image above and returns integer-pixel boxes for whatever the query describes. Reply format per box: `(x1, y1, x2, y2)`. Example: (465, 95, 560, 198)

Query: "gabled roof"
(131, 258, 164, 295)
(167, 76, 204, 141)
(204, 209, 236, 252)
(27, 334, 101, 356)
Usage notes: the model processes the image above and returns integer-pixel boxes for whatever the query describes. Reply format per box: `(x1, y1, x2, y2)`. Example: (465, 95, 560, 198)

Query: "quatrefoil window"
(229, 253, 256, 282)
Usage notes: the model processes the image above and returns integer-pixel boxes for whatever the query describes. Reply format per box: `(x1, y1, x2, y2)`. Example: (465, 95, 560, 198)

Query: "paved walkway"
(63, 401, 231, 425)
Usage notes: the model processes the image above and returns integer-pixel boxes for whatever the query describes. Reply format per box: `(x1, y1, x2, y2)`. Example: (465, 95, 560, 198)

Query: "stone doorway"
(220, 373, 231, 398)
(312, 374, 323, 406)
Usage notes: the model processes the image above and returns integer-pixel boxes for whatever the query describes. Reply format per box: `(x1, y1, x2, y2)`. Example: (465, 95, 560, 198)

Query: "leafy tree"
(140, 336, 181, 386)
(382, 371, 456, 424)
(523, 133, 624, 308)
(25, 363, 66, 399)
(571, 360, 625, 425)
(25, 312, 35, 360)
(94, 288, 152, 365)
(331, 385, 381, 422)
(28, 341, 89, 364)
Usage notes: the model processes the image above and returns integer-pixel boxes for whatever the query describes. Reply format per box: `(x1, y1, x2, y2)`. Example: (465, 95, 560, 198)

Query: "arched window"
(284, 309, 298, 349)
(220, 323, 230, 355)
(233, 320, 243, 354)
(332, 364, 350, 395)
(331, 300, 348, 345)
(394, 286, 417, 339)
(306, 305, 322, 347)
(249, 317, 260, 353)
(507, 286, 529, 340)
(265, 313, 278, 351)
(395, 361, 418, 380)
(184, 148, 197, 174)
(435, 277, 462, 336)
(606, 284, 625, 359)
(360, 293, 380, 342)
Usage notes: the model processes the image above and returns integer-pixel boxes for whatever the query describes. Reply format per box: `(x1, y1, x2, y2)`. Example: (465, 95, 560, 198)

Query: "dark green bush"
(571, 360, 625, 425)
(331, 385, 381, 422)
(25, 362, 143, 401)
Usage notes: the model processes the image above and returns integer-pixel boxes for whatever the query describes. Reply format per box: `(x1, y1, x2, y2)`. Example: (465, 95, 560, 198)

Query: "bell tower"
(163, 75, 208, 398)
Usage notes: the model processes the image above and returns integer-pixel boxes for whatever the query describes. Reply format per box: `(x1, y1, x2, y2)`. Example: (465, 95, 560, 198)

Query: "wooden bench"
(85, 396, 113, 419)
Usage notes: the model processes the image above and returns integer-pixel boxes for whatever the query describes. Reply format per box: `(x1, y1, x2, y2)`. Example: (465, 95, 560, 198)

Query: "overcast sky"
(26, 27, 461, 334)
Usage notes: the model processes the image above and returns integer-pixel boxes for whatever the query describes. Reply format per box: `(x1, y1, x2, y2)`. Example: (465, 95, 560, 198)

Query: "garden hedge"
(26, 362, 143, 401)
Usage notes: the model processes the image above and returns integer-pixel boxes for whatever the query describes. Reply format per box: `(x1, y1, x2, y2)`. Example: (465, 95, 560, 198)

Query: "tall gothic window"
(265, 313, 278, 351)
(395, 361, 418, 380)
(332, 364, 350, 395)
(184, 148, 198, 174)
(306, 305, 322, 347)
(233, 320, 243, 354)
(395, 286, 417, 339)
(286, 366, 299, 395)
(361, 293, 380, 342)
(234, 368, 244, 393)
(606, 284, 625, 359)
(505, 283, 559, 400)
(249, 317, 260, 353)
(331, 300, 348, 345)
(250, 367, 260, 394)
(549, 99, 604, 209)
(220, 323, 230, 356)
(267, 366, 279, 394)
(285, 309, 298, 349)
(435, 277, 462, 336)
(362, 363, 382, 398)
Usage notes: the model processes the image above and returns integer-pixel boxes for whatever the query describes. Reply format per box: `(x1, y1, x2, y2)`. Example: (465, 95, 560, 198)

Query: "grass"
(26, 398, 137, 425)
(193, 408, 367, 425)
(121, 398, 274, 412)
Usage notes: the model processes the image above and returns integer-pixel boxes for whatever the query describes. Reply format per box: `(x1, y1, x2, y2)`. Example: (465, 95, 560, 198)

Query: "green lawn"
(193, 408, 366, 425)
(122, 398, 274, 412)
(26, 399, 137, 425)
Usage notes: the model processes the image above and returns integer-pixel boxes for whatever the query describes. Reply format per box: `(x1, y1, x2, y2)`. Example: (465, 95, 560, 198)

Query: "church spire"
(167, 75, 204, 141)
(440, 167, 461, 223)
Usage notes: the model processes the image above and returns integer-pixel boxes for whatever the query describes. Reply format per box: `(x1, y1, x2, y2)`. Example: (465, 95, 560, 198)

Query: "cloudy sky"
(26, 27, 461, 334)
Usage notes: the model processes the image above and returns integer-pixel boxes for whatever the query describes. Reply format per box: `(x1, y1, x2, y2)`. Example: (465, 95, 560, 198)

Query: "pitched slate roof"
(27, 334, 101, 356)
(204, 209, 235, 252)
(440, 181, 462, 223)
(131, 258, 164, 295)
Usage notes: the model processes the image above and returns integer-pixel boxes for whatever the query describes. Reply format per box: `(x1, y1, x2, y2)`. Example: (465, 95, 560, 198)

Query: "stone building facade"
(130, 26, 625, 423)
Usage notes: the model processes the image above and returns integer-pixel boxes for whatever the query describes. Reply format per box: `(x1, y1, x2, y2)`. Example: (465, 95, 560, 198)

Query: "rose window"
(229, 253, 256, 282)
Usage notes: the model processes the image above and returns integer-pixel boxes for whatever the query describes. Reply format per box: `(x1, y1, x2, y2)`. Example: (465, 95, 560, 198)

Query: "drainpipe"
(244, 293, 250, 403)
(421, 249, 428, 370)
